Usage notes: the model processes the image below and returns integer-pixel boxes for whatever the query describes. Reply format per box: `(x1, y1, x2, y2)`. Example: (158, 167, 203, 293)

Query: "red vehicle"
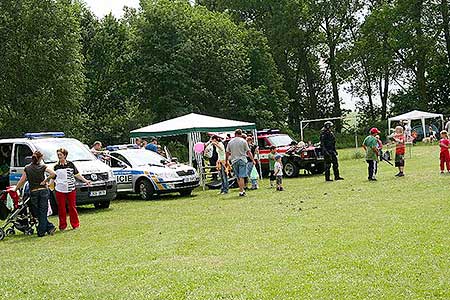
(257, 130, 295, 173)
(257, 129, 324, 177)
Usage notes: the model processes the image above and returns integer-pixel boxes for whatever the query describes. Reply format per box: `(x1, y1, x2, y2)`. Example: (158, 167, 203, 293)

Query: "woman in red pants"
(53, 148, 91, 231)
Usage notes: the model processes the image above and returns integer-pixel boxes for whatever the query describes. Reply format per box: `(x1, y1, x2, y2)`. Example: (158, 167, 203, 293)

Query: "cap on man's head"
(275, 154, 282, 160)
(370, 127, 380, 134)
(324, 121, 334, 128)
(93, 141, 102, 147)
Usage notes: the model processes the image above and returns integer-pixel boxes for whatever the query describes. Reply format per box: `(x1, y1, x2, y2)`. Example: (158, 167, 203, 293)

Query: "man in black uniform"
(320, 121, 344, 182)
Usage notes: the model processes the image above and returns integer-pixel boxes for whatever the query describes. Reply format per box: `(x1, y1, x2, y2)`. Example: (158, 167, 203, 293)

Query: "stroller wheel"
(0, 228, 5, 241)
(5, 228, 15, 236)
(25, 228, 34, 236)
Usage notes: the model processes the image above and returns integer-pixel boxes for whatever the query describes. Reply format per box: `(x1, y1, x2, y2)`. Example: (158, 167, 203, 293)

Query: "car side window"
(110, 153, 131, 168)
(14, 144, 33, 167)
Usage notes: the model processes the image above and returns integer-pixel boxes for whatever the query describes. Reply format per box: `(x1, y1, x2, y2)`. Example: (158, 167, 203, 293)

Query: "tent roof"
(388, 110, 443, 122)
(130, 113, 256, 137)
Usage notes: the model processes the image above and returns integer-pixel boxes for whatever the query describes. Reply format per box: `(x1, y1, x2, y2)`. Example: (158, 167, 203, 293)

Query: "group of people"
(363, 126, 406, 181)
(205, 129, 273, 197)
(13, 148, 91, 237)
(362, 121, 450, 180)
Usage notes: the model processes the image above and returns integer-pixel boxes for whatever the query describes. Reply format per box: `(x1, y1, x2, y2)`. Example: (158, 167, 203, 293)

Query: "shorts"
(232, 159, 248, 179)
(269, 170, 276, 181)
(395, 153, 405, 167)
(276, 176, 283, 185)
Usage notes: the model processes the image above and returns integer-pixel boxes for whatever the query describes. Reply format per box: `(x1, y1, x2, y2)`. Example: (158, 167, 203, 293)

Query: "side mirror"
(171, 157, 178, 163)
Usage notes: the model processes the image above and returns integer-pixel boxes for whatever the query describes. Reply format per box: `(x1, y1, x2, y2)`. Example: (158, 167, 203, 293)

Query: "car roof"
(0, 137, 78, 144)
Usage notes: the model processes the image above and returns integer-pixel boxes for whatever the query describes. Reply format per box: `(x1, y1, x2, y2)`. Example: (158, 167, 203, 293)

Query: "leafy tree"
(133, 0, 287, 128)
(81, 11, 152, 145)
(0, 0, 84, 138)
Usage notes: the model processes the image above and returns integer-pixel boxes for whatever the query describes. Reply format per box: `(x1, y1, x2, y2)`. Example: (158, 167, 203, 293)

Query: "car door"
(0, 143, 13, 190)
(110, 153, 133, 192)
(10, 143, 34, 186)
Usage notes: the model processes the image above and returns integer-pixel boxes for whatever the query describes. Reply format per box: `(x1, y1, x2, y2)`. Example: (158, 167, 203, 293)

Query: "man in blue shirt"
(145, 137, 158, 153)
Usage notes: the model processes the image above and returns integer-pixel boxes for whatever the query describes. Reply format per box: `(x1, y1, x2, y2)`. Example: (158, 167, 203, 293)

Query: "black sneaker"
(397, 172, 404, 177)
(325, 179, 333, 182)
(335, 177, 344, 181)
(239, 192, 246, 197)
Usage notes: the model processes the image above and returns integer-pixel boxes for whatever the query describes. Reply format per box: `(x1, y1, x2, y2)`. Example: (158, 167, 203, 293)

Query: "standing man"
(363, 128, 380, 181)
(226, 129, 255, 197)
(445, 118, 450, 133)
(320, 121, 344, 182)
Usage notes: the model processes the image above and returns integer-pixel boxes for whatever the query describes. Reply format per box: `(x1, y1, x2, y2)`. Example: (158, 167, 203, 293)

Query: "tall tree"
(0, 0, 84, 137)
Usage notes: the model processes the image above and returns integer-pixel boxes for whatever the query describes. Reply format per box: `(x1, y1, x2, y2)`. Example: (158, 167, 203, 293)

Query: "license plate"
(184, 176, 196, 183)
(90, 190, 106, 197)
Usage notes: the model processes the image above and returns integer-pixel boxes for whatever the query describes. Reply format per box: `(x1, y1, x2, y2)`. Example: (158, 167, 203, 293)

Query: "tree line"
(1, 0, 449, 144)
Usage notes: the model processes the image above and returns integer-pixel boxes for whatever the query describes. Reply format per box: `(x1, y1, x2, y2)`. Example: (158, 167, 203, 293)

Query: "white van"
(0, 132, 117, 209)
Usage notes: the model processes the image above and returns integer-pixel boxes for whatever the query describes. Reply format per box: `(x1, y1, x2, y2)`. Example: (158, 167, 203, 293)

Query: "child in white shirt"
(274, 155, 284, 191)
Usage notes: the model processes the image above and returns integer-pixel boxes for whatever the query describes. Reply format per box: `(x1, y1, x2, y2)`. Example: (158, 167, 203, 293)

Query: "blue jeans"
(219, 165, 229, 193)
(29, 189, 55, 236)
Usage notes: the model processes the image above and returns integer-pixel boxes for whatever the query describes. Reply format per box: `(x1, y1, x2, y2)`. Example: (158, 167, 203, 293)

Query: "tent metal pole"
(422, 118, 426, 142)
(188, 133, 193, 167)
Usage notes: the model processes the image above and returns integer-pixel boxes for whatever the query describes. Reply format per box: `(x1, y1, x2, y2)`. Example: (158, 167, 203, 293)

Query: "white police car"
(106, 145, 200, 200)
(0, 132, 117, 209)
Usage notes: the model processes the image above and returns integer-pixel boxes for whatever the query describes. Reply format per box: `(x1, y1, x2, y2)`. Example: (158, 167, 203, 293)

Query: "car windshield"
(34, 139, 95, 163)
(267, 135, 294, 147)
(122, 150, 168, 167)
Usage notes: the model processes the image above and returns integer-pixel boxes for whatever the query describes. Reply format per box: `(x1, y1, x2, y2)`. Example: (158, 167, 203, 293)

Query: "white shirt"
(274, 161, 283, 176)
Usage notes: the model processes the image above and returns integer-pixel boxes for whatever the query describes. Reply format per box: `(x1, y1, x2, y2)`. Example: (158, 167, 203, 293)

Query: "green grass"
(1, 145, 449, 299)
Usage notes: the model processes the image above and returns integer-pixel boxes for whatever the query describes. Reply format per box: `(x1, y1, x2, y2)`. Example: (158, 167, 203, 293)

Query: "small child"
(274, 155, 284, 191)
(439, 130, 450, 173)
(393, 126, 406, 177)
(268, 146, 277, 188)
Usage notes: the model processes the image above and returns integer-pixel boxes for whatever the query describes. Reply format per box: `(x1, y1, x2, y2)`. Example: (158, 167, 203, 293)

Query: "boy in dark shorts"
(268, 146, 277, 188)
(274, 155, 284, 191)
(393, 126, 406, 177)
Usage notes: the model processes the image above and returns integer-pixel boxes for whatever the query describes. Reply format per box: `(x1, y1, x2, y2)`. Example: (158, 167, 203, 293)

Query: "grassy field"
(1, 145, 449, 299)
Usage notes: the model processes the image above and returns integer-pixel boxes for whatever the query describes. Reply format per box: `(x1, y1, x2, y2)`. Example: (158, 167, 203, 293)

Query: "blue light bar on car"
(106, 144, 139, 151)
(24, 132, 65, 139)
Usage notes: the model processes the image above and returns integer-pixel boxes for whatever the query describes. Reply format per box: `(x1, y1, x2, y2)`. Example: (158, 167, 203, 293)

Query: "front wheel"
(94, 201, 110, 209)
(179, 189, 193, 197)
(5, 228, 15, 236)
(283, 161, 299, 178)
(138, 179, 155, 200)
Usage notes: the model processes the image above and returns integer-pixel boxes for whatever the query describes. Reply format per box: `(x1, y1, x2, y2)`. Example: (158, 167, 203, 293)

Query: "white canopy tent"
(130, 113, 256, 182)
(388, 110, 444, 136)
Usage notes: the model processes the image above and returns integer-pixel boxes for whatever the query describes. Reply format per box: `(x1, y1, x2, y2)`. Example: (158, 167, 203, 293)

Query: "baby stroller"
(0, 183, 36, 240)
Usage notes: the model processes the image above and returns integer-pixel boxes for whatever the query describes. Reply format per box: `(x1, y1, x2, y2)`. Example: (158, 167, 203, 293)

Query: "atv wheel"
(283, 161, 299, 178)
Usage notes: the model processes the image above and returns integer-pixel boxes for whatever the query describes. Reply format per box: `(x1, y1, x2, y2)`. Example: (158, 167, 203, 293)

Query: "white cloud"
(83, 0, 140, 18)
